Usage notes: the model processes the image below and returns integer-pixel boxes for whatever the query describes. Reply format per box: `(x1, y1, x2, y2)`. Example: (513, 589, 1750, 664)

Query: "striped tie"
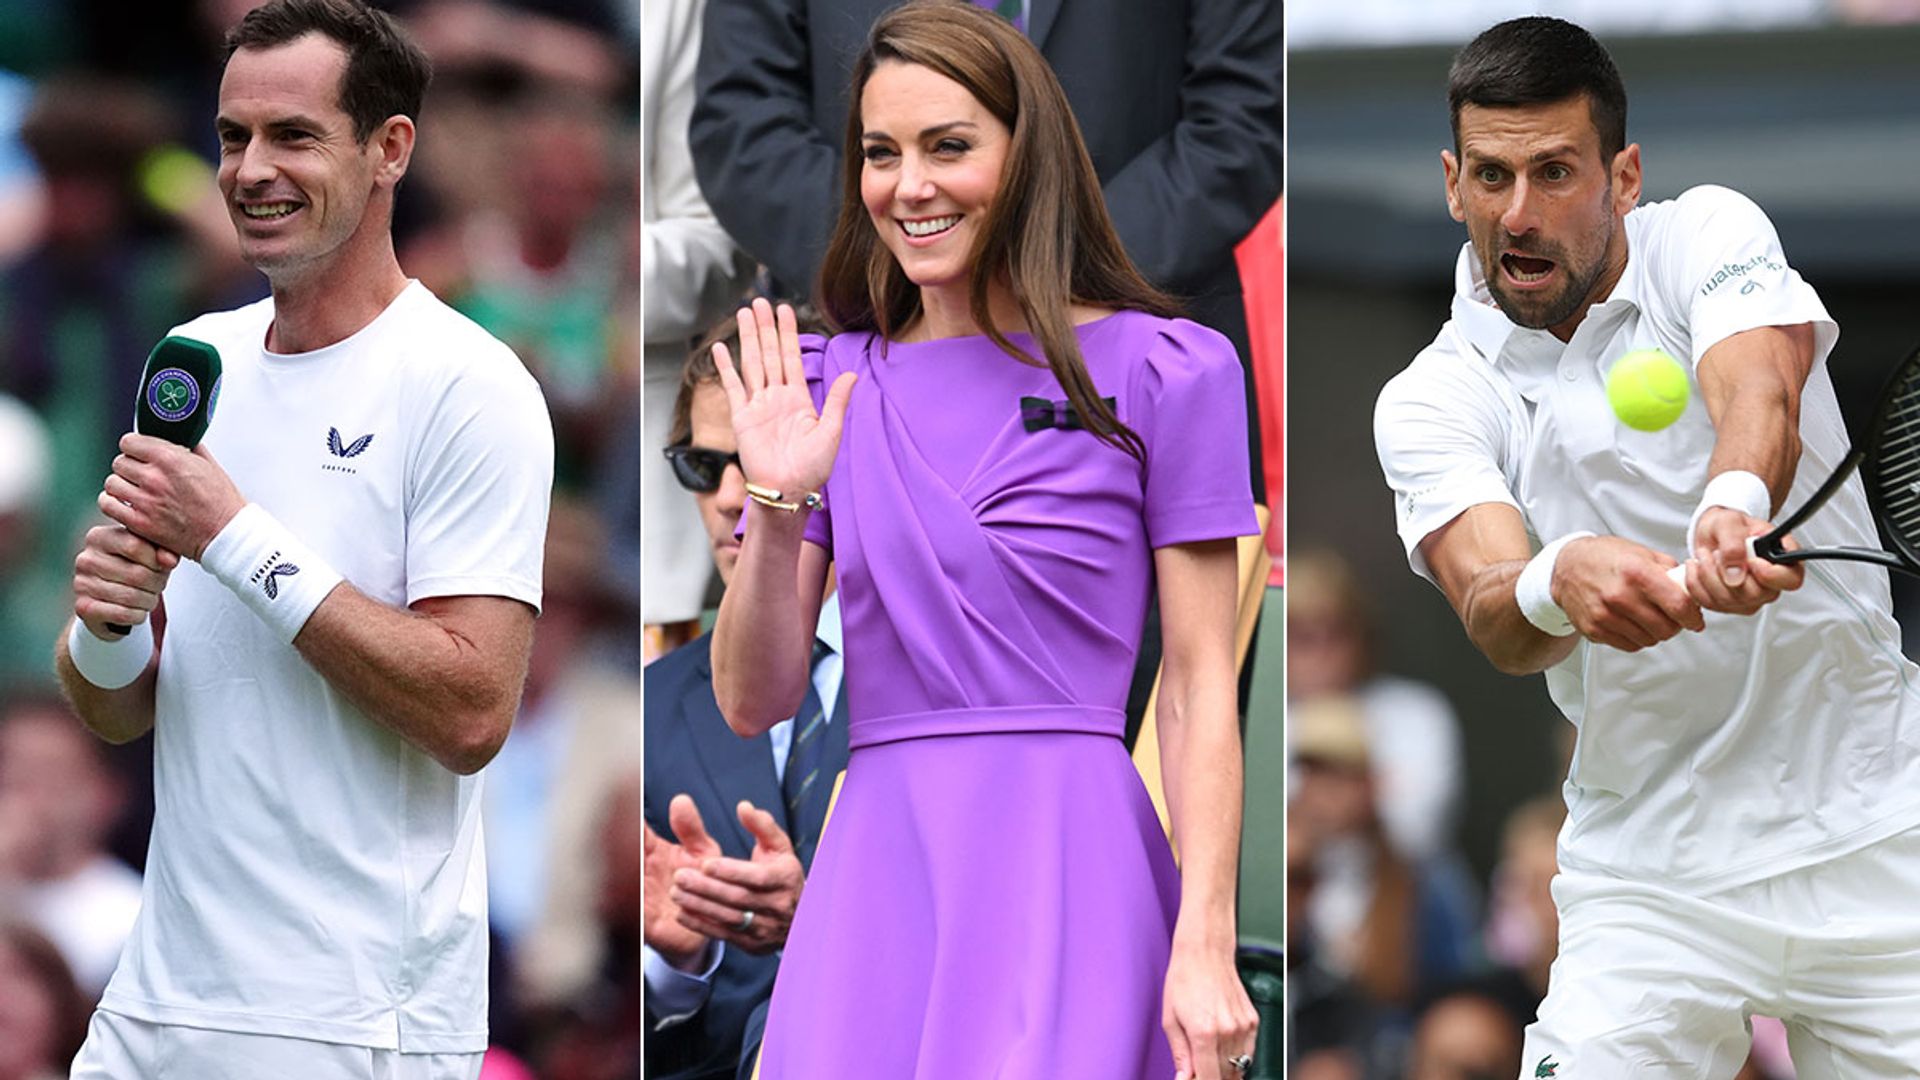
(783, 640, 832, 863)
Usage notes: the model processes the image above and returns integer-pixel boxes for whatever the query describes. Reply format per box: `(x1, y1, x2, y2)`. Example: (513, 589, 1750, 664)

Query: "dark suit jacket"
(642, 633, 851, 1080)
(688, 0, 1284, 387)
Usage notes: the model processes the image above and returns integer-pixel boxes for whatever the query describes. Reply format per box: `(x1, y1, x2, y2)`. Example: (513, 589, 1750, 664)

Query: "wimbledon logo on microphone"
(146, 368, 201, 423)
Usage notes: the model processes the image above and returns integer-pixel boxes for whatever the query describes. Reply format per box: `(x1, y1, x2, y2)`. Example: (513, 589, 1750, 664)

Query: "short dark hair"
(224, 0, 432, 144)
(1448, 17, 1627, 162)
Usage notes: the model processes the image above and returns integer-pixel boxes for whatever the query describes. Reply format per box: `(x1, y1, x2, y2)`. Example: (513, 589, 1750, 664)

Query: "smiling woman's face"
(858, 60, 1011, 293)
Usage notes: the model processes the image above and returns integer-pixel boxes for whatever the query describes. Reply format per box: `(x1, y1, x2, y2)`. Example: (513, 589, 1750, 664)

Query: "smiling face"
(858, 60, 1011, 299)
(216, 33, 391, 281)
(1443, 94, 1640, 339)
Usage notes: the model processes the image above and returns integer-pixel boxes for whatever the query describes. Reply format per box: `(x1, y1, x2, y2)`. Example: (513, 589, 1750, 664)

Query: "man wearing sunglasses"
(642, 328, 848, 1080)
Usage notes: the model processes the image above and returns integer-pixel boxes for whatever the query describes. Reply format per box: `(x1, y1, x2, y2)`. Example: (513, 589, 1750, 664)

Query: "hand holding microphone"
(86, 337, 228, 637)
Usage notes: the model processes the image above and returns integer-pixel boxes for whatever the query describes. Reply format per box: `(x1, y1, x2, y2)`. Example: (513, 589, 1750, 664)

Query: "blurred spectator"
(1405, 986, 1524, 1080)
(400, 1, 636, 496)
(0, 698, 141, 998)
(1481, 796, 1563, 1009)
(0, 78, 222, 691)
(486, 495, 643, 1004)
(536, 770, 642, 1080)
(1288, 816, 1386, 1080)
(0, 71, 43, 269)
(639, 0, 752, 655)
(0, 920, 88, 1080)
(1290, 695, 1479, 1010)
(0, 396, 54, 688)
(1289, 547, 1466, 862)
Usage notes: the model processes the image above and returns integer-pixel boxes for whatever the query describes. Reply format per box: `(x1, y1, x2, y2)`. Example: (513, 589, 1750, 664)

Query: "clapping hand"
(711, 299, 856, 500)
(669, 800, 807, 955)
(642, 796, 719, 971)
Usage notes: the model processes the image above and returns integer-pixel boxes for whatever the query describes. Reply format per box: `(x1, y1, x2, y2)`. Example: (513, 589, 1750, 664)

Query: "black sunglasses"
(663, 444, 742, 493)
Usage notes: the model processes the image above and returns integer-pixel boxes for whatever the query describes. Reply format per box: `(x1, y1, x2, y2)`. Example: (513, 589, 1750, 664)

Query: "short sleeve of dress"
(801, 334, 834, 552)
(734, 333, 834, 553)
(1135, 319, 1261, 549)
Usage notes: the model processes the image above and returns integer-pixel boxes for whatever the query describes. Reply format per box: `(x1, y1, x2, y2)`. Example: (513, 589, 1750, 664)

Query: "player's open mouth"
(1501, 252, 1555, 284)
(900, 214, 961, 242)
(240, 202, 301, 220)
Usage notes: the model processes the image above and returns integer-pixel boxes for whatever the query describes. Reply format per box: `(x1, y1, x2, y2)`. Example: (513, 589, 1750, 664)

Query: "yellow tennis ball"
(1606, 348, 1689, 431)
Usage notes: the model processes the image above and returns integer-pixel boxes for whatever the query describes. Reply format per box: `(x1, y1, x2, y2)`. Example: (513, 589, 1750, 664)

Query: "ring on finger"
(736, 909, 755, 933)
(1228, 1053, 1252, 1075)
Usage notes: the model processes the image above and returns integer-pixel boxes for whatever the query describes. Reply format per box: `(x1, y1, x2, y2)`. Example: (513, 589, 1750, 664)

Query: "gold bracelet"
(745, 481, 824, 513)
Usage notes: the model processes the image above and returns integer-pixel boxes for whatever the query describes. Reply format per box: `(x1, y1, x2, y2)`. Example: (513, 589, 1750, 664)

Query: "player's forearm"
(711, 512, 813, 736)
(1459, 560, 1580, 676)
(1699, 324, 1815, 507)
(1157, 677, 1243, 945)
(293, 586, 531, 775)
(54, 621, 158, 744)
(1425, 507, 1581, 675)
(1704, 385, 1800, 512)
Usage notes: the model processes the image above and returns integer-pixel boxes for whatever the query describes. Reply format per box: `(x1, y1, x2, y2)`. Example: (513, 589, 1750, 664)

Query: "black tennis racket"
(1671, 343, 1920, 581)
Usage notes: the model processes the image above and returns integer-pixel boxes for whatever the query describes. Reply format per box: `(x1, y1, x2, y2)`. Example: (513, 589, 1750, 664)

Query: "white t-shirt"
(1376, 185, 1920, 892)
(98, 282, 553, 1051)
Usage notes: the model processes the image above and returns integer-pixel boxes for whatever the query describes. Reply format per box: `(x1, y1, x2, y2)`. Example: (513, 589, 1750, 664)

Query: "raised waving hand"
(711, 299, 857, 500)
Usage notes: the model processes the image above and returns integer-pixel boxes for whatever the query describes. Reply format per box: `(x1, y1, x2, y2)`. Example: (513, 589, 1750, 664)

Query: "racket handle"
(1667, 536, 1768, 585)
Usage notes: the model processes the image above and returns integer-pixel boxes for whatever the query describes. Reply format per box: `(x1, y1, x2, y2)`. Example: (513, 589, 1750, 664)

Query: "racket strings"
(1868, 362, 1920, 552)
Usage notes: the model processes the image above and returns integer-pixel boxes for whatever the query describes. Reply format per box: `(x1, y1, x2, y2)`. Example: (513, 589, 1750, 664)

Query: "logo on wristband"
(146, 368, 201, 422)
(247, 550, 302, 600)
(261, 562, 300, 600)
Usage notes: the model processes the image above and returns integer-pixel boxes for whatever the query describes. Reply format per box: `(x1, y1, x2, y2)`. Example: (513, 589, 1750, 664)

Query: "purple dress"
(754, 311, 1257, 1078)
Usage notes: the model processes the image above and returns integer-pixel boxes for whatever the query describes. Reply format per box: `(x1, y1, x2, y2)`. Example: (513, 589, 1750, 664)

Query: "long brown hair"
(816, 0, 1179, 460)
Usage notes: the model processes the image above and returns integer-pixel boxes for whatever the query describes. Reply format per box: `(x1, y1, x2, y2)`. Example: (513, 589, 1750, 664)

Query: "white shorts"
(1523, 827, 1920, 1079)
(71, 1011, 483, 1080)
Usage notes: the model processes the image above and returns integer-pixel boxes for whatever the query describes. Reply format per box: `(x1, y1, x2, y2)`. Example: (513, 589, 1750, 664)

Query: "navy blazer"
(643, 633, 851, 1080)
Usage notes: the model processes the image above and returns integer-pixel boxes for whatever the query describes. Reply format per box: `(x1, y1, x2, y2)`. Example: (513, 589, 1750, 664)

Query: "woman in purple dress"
(708, 3, 1259, 1076)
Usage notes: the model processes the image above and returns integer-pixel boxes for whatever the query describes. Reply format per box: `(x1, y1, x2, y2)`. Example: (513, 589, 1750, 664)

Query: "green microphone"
(107, 336, 223, 635)
(134, 336, 222, 448)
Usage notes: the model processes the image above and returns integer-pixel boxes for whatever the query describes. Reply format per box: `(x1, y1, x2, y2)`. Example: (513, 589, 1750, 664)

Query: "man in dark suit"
(688, 0, 1283, 497)
(642, 338, 849, 1080)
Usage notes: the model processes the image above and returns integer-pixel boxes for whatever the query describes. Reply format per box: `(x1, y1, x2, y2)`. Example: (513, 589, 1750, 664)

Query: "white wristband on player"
(199, 503, 344, 644)
(1516, 531, 1596, 637)
(66, 617, 154, 690)
(1685, 470, 1772, 558)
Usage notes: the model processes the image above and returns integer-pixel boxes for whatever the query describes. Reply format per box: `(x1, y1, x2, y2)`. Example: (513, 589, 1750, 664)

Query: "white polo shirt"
(1376, 185, 1920, 892)
(99, 283, 553, 1051)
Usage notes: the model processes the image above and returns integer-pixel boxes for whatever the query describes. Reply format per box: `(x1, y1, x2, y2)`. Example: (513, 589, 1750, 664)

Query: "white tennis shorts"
(70, 1011, 484, 1080)
(1522, 826, 1920, 1079)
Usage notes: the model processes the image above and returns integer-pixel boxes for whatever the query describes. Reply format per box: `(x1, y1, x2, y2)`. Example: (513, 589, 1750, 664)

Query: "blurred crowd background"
(1287, 3, 1920, 1078)
(0, 2, 644, 1077)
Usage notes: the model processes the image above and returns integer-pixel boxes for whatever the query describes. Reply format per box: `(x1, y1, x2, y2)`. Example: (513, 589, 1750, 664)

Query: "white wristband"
(1685, 470, 1772, 558)
(1515, 531, 1596, 637)
(199, 503, 345, 644)
(66, 618, 154, 690)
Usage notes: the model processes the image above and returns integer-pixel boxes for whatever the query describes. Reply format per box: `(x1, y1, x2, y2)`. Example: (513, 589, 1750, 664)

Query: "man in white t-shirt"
(1375, 16, 1920, 1078)
(53, 2, 552, 1078)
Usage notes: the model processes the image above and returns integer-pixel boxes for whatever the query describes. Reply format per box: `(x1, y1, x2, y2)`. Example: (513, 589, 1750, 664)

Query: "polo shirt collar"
(1449, 229, 1647, 388)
